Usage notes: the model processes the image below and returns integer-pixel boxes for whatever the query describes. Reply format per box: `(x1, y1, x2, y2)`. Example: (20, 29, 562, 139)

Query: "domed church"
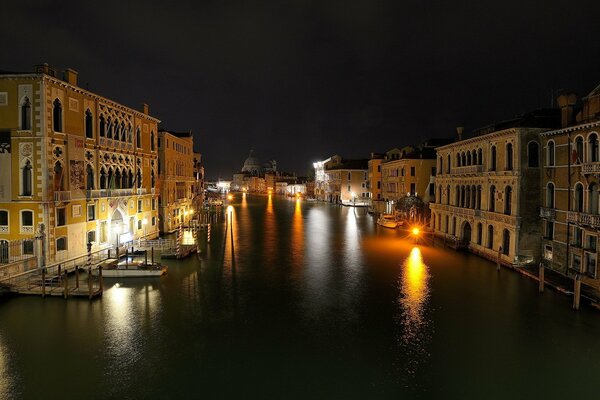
(241, 150, 263, 176)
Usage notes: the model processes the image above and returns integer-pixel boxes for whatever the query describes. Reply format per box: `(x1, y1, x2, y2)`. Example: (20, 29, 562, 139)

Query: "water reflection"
(264, 195, 277, 264)
(104, 284, 140, 372)
(396, 246, 432, 382)
(291, 199, 303, 268)
(0, 334, 14, 400)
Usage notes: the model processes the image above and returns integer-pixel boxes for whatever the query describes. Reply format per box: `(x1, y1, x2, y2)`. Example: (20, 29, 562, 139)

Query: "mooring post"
(125, 249, 129, 269)
(99, 265, 103, 293)
(63, 270, 68, 299)
(41, 267, 46, 298)
(58, 264, 61, 277)
(75, 266, 80, 289)
(497, 246, 502, 271)
(573, 273, 582, 311)
(151, 247, 155, 264)
(88, 267, 92, 300)
(538, 262, 545, 292)
(145, 249, 148, 266)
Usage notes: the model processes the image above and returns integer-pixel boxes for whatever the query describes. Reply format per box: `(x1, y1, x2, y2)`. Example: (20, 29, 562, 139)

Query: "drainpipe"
(566, 132, 571, 277)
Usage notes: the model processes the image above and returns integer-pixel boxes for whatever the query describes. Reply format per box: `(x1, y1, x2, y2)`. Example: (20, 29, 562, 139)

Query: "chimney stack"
(142, 103, 149, 115)
(62, 68, 78, 86)
(33, 63, 57, 77)
(456, 126, 464, 141)
(557, 93, 577, 128)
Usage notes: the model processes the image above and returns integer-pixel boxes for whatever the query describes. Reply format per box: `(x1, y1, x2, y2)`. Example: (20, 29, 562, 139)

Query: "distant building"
(232, 150, 278, 193)
(540, 86, 600, 291)
(157, 129, 196, 233)
(431, 110, 560, 266)
(325, 159, 369, 205)
(367, 153, 385, 214)
(313, 155, 342, 201)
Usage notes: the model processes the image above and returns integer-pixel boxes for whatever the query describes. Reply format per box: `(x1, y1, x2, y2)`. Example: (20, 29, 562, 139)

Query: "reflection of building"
(0, 64, 159, 264)
(192, 152, 204, 213)
(431, 110, 559, 266)
(540, 88, 600, 291)
(367, 153, 384, 213)
(157, 129, 196, 233)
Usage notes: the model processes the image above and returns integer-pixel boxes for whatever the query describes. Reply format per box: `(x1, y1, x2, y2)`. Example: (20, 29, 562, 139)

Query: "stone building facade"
(157, 130, 196, 233)
(325, 159, 369, 205)
(540, 88, 600, 290)
(0, 64, 159, 265)
(431, 111, 559, 265)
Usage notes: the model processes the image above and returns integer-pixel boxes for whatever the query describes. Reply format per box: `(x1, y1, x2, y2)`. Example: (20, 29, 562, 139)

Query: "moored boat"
(377, 214, 399, 228)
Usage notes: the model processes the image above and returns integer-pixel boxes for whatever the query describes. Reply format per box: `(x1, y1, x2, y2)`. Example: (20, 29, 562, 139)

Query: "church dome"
(242, 150, 262, 174)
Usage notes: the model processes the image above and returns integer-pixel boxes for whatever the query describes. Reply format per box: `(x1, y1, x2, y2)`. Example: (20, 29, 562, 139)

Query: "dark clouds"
(4, 1, 600, 178)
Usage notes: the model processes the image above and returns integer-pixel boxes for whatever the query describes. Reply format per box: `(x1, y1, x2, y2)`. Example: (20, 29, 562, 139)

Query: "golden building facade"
(540, 89, 600, 290)
(367, 154, 384, 213)
(157, 130, 196, 233)
(0, 65, 159, 265)
(431, 115, 557, 265)
(325, 159, 369, 205)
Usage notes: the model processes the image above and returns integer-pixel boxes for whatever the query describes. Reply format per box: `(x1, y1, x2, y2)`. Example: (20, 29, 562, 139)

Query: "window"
(87, 204, 96, 221)
(490, 145, 497, 171)
(86, 164, 94, 190)
(136, 128, 141, 148)
(87, 230, 96, 244)
(56, 237, 67, 252)
(431, 166, 436, 176)
(544, 245, 553, 261)
(410, 166, 415, 176)
(587, 235, 597, 252)
(138, 199, 142, 213)
(0, 210, 8, 230)
(138, 219, 142, 230)
(54, 162, 65, 191)
(573, 254, 582, 272)
(547, 141, 555, 166)
(506, 143, 513, 171)
(502, 229, 510, 255)
(100, 168, 107, 189)
(589, 133, 599, 162)
(527, 141, 539, 167)
(574, 183, 584, 212)
(152, 216, 156, 226)
(429, 184, 435, 197)
(21, 160, 32, 196)
(545, 221, 554, 240)
(489, 186, 496, 212)
(504, 186, 512, 215)
(99, 115, 105, 137)
(410, 183, 416, 195)
(573, 227, 583, 247)
(589, 183, 599, 214)
(546, 182, 555, 208)
(477, 223, 483, 245)
(85, 109, 93, 138)
(477, 148, 483, 165)
(21, 210, 33, 228)
(21, 97, 31, 130)
(151, 131, 155, 151)
(586, 253, 597, 277)
(52, 99, 62, 132)
(23, 240, 34, 255)
(56, 208, 66, 227)
(575, 137, 583, 164)
(447, 154, 451, 173)
(487, 225, 494, 249)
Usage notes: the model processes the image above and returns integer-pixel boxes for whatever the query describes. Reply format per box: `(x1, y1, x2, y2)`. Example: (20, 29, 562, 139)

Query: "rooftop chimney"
(556, 93, 577, 128)
(456, 126, 464, 141)
(142, 103, 149, 115)
(33, 63, 57, 77)
(62, 68, 78, 86)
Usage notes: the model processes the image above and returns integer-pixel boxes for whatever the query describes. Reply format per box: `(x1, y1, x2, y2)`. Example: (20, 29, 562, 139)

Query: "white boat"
(377, 214, 399, 229)
(93, 262, 167, 278)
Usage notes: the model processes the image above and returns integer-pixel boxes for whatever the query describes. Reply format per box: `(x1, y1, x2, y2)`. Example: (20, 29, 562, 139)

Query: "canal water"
(1, 195, 600, 399)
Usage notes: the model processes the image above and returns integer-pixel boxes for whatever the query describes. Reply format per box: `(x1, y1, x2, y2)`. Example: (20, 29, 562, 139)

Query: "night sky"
(4, 1, 600, 179)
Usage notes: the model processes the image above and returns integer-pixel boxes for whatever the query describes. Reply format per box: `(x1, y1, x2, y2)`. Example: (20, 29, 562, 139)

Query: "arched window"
(52, 99, 62, 132)
(456, 153, 461, 167)
(128, 169, 134, 188)
(100, 168, 107, 189)
(136, 128, 142, 148)
(0, 210, 8, 229)
(114, 119, 120, 141)
(121, 122, 126, 142)
(21, 210, 33, 229)
(465, 186, 471, 208)
(504, 186, 512, 215)
(107, 168, 114, 189)
(589, 133, 599, 162)
(506, 143, 513, 171)
(467, 151, 472, 166)
(477, 148, 483, 165)
(502, 229, 510, 255)
(151, 169, 156, 188)
(574, 183, 584, 212)
(121, 168, 128, 189)
(151, 131, 155, 151)
(85, 109, 93, 138)
(490, 145, 497, 171)
(127, 124, 132, 143)
(487, 225, 494, 249)
(461, 152, 466, 167)
(446, 185, 450, 205)
(452, 217, 456, 236)
(136, 168, 142, 188)
(447, 154, 451, 173)
(471, 185, 476, 209)
(588, 183, 599, 214)
(106, 118, 112, 139)
(115, 169, 122, 189)
(575, 136, 584, 164)
(455, 185, 460, 206)
(21, 160, 32, 196)
(547, 140, 555, 166)
(86, 164, 94, 190)
(476, 185, 482, 210)
(489, 185, 496, 212)
(528, 141, 539, 167)
(99, 115, 105, 137)
(546, 182, 555, 208)
(445, 215, 449, 233)
(53, 162, 64, 191)
(21, 97, 31, 130)
(439, 157, 443, 175)
(461, 185, 466, 207)
(477, 223, 483, 245)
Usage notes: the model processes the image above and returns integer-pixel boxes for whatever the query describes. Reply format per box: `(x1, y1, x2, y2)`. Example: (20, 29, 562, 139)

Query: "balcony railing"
(453, 165, 484, 175)
(99, 137, 106, 146)
(567, 211, 600, 227)
(20, 226, 34, 234)
(136, 188, 147, 195)
(582, 162, 600, 174)
(540, 207, 556, 219)
(0, 226, 8, 233)
(54, 191, 71, 202)
(86, 189, 135, 199)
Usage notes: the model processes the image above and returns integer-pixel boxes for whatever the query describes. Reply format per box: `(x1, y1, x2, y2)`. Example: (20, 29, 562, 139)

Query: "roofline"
(540, 120, 600, 137)
(0, 72, 161, 123)
(435, 127, 547, 151)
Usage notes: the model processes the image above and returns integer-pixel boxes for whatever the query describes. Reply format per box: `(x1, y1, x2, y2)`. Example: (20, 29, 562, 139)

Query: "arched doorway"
(0, 240, 9, 263)
(110, 209, 124, 249)
(462, 222, 472, 243)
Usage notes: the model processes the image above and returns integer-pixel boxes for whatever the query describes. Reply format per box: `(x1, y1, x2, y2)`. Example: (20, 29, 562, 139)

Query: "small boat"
(93, 261, 167, 277)
(377, 214, 399, 229)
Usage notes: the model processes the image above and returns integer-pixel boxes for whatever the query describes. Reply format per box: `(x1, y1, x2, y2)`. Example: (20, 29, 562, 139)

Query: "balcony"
(136, 188, 147, 195)
(567, 211, 600, 227)
(86, 189, 134, 199)
(20, 226, 34, 234)
(54, 191, 71, 202)
(99, 137, 106, 146)
(582, 162, 600, 174)
(540, 207, 556, 219)
(453, 165, 483, 175)
(0, 226, 8, 233)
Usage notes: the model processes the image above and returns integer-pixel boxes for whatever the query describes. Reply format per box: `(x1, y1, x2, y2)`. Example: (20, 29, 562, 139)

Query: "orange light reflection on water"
(291, 198, 304, 267)
(399, 246, 431, 343)
(264, 194, 276, 264)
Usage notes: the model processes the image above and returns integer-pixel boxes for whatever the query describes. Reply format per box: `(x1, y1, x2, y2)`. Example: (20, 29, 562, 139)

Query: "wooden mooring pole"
(41, 267, 46, 298)
(538, 262, 545, 292)
(88, 267, 92, 300)
(63, 270, 68, 299)
(497, 246, 502, 271)
(573, 273, 582, 311)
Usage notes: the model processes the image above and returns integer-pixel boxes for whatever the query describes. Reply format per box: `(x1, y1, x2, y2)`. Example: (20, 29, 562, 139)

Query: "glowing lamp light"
(268, 190, 272, 195)
(412, 227, 420, 236)
(142, 218, 148, 225)
(227, 194, 233, 201)
(189, 209, 194, 215)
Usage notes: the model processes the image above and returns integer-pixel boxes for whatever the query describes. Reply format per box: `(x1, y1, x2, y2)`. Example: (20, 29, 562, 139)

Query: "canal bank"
(1, 195, 600, 399)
